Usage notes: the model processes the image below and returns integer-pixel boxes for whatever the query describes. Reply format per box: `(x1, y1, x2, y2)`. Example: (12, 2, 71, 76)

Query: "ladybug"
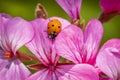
(47, 19, 62, 39)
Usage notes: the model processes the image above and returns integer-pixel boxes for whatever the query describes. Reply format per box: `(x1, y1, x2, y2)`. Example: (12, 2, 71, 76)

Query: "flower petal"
(57, 64, 99, 80)
(55, 25, 83, 63)
(0, 13, 12, 25)
(26, 18, 53, 66)
(97, 39, 120, 80)
(99, 77, 112, 80)
(100, 0, 120, 14)
(0, 50, 8, 73)
(1, 17, 34, 53)
(56, 0, 82, 20)
(83, 19, 103, 65)
(26, 18, 47, 65)
(26, 64, 99, 80)
(26, 17, 70, 66)
(0, 14, 12, 51)
(0, 57, 31, 80)
(8, 59, 31, 80)
(26, 68, 58, 80)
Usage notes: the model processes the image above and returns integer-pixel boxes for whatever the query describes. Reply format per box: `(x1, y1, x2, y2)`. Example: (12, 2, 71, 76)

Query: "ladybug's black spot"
(52, 25, 54, 27)
(48, 27, 50, 29)
(58, 26, 61, 28)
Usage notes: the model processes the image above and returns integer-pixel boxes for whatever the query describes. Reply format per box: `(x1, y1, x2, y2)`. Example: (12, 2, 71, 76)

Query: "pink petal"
(56, 0, 82, 20)
(55, 25, 83, 63)
(0, 13, 12, 24)
(1, 17, 34, 53)
(0, 50, 9, 73)
(26, 18, 54, 66)
(26, 68, 58, 80)
(83, 19, 103, 65)
(0, 13, 12, 35)
(26, 17, 70, 66)
(97, 39, 120, 80)
(0, 13, 12, 34)
(26, 64, 99, 80)
(8, 59, 31, 80)
(57, 64, 99, 80)
(100, 0, 120, 14)
(99, 77, 112, 80)
(0, 58, 31, 80)
(0, 14, 12, 51)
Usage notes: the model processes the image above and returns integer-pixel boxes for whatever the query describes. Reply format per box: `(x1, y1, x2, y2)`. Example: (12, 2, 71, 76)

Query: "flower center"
(4, 52, 13, 58)
(49, 65, 56, 72)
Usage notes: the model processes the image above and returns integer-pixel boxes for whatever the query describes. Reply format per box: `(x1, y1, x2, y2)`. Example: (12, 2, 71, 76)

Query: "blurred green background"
(0, 0, 120, 46)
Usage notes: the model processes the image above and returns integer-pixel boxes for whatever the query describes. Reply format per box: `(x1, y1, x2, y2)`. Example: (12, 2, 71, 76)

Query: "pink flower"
(55, 0, 103, 66)
(26, 17, 99, 80)
(55, 19, 103, 65)
(96, 39, 120, 80)
(99, 0, 120, 22)
(100, 0, 120, 15)
(56, 0, 82, 22)
(0, 13, 34, 80)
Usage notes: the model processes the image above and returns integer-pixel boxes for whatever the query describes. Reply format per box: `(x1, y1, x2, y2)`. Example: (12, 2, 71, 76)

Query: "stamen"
(4, 52, 13, 58)
(72, 19, 85, 29)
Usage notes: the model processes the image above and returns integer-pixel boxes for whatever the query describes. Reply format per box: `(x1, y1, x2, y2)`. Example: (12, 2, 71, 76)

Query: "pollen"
(4, 52, 13, 58)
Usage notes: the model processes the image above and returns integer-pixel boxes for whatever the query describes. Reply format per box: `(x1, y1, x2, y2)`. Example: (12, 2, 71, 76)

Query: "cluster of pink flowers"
(0, 0, 120, 80)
